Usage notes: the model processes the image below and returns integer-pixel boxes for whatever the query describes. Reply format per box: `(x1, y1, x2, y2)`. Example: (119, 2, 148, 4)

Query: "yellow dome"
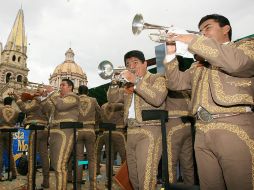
(49, 48, 88, 89)
(51, 48, 85, 77)
(53, 61, 85, 76)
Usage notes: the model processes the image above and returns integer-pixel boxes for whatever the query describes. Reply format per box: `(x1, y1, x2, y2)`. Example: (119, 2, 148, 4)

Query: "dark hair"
(198, 14, 232, 41)
(4, 97, 13, 105)
(124, 50, 145, 66)
(62, 79, 74, 91)
(78, 85, 88, 95)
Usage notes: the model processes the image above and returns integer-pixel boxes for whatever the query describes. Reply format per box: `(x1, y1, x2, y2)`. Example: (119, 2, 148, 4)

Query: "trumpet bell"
(98, 60, 114, 80)
(132, 13, 200, 43)
(132, 14, 144, 35)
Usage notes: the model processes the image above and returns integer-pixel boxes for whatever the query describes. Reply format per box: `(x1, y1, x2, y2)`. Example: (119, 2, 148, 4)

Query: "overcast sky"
(0, 0, 253, 88)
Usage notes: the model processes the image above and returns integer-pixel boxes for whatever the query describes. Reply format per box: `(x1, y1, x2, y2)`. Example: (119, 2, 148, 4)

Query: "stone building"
(0, 8, 30, 102)
(0, 8, 88, 102)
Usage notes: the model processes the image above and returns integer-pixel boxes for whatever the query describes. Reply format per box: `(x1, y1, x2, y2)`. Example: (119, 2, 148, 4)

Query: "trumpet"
(132, 14, 200, 43)
(98, 60, 133, 85)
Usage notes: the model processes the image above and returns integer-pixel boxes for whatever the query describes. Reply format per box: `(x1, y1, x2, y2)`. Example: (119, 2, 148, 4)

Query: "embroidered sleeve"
(136, 74, 167, 107)
(189, 36, 254, 77)
(164, 58, 193, 91)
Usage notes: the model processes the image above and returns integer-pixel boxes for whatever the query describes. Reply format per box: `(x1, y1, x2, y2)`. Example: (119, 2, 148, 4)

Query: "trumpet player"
(121, 50, 168, 190)
(163, 14, 254, 190)
(43, 79, 80, 190)
(103, 80, 126, 186)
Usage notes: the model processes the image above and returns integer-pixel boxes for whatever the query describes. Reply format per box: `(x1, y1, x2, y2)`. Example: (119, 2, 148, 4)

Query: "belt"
(196, 106, 249, 122)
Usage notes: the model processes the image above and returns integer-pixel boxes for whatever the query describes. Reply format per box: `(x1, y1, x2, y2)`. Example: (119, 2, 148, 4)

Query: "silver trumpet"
(132, 13, 200, 43)
(98, 60, 130, 84)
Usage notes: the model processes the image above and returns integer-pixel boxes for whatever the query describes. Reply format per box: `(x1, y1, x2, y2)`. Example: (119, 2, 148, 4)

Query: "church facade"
(0, 8, 88, 102)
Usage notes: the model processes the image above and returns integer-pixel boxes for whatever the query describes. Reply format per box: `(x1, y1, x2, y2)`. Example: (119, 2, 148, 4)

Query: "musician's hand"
(44, 85, 54, 94)
(121, 70, 136, 84)
(167, 33, 195, 45)
(166, 43, 176, 55)
(125, 86, 134, 94)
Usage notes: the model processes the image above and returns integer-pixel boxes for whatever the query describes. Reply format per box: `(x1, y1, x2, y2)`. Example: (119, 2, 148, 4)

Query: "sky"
(0, 0, 253, 88)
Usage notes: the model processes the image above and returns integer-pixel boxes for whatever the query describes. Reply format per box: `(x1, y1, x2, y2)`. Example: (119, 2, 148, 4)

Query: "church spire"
(4, 8, 26, 54)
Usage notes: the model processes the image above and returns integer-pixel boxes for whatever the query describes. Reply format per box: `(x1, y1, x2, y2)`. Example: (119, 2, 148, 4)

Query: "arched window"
(12, 55, 16, 62)
(18, 57, 21, 62)
(17, 75, 23, 82)
(6, 73, 12, 83)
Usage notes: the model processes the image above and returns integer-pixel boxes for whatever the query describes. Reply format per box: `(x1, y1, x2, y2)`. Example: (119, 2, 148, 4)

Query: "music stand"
(99, 123, 116, 190)
(142, 110, 200, 190)
(60, 122, 83, 190)
(24, 124, 45, 190)
(0, 127, 18, 181)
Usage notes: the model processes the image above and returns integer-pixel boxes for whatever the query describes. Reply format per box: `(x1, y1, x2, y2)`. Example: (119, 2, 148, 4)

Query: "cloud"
(0, 0, 253, 88)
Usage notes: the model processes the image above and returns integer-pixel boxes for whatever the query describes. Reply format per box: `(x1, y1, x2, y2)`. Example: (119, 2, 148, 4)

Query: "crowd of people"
(0, 13, 253, 190)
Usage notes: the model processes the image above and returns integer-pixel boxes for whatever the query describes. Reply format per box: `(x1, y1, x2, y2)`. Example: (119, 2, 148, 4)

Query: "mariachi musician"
(67, 85, 101, 190)
(43, 79, 80, 190)
(0, 97, 19, 181)
(14, 87, 50, 189)
(121, 50, 168, 190)
(104, 80, 127, 183)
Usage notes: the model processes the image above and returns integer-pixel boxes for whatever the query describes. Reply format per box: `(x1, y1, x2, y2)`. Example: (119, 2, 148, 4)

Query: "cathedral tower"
(0, 8, 29, 85)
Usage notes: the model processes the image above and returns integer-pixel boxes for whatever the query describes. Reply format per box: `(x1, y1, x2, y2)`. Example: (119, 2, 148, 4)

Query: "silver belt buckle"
(197, 106, 213, 122)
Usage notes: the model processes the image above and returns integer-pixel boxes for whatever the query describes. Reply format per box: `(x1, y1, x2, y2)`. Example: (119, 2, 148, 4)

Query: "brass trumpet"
(98, 60, 130, 83)
(132, 14, 200, 43)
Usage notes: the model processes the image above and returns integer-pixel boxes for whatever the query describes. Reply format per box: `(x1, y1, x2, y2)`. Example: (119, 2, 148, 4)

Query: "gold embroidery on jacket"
(211, 70, 253, 104)
(80, 97, 92, 118)
(154, 77, 166, 92)
(140, 73, 156, 99)
(227, 80, 252, 87)
(192, 68, 205, 114)
(104, 104, 114, 121)
(202, 71, 246, 113)
(3, 107, 15, 122)
(192, 36, 219, 58)
(196, 122, 254, 182)
(237, 40, 254, 60)
(135, 95, 142, 122)
(167, 60, 178, 70)
(135, 95, 161, 125)
(128, 128, 154, 190)
(62, 96, 77, 104)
